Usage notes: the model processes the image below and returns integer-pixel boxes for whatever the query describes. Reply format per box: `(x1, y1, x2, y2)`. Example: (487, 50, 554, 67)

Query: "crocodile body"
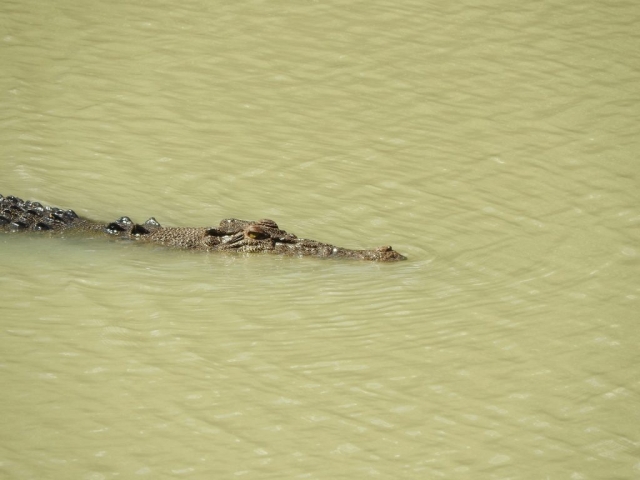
(0, 194, 406, 261)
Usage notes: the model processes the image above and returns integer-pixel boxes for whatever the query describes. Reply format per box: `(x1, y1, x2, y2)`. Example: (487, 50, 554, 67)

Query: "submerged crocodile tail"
(0, 194, 82, 231)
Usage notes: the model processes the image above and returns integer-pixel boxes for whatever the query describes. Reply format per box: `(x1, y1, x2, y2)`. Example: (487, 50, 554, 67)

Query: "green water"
(1, 0, 639, 478)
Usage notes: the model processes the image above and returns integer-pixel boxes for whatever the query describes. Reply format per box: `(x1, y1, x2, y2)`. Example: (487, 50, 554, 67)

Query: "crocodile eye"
(245, 225, 269, 240)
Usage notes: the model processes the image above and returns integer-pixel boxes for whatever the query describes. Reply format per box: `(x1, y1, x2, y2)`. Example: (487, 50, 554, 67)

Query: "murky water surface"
(1, 0, 639, 478)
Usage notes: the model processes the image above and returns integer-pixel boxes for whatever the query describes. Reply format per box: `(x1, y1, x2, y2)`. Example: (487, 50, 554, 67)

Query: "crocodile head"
(205, 218, 406, 261)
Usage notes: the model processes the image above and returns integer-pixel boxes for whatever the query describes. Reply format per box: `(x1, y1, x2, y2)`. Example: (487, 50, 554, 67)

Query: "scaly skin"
(0, 194, 406, 261)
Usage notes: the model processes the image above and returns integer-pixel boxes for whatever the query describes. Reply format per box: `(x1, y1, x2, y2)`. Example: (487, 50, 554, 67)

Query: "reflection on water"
(1, 0, 639, 478)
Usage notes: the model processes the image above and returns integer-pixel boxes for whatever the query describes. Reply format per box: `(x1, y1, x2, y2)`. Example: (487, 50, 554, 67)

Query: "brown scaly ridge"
(0, 194, 406, 261)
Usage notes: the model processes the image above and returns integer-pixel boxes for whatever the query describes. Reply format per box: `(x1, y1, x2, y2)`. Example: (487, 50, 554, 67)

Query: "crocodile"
(0, 194, 406, 261)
